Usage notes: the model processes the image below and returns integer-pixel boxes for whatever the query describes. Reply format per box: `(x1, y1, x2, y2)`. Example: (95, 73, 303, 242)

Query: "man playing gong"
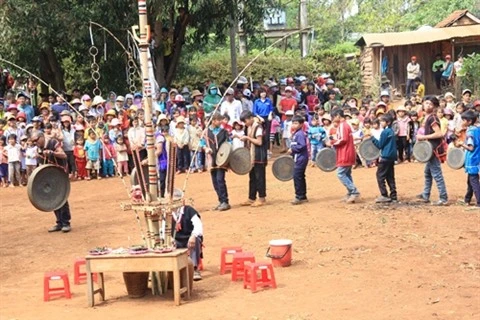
(31, 131, 72, 233)
(239, 110, 267, 207)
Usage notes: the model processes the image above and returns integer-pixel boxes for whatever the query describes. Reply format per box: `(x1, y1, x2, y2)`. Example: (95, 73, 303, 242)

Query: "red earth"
(0, 155, 479, 320)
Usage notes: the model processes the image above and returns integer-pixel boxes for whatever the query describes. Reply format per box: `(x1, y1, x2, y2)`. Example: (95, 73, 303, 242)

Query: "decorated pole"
(136, 0, 158, 202)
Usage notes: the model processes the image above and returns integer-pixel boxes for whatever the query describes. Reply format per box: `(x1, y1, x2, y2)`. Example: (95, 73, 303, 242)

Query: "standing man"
(441, 55, 454, 89)
(252, 88, 274, 152)
(453, 55, 464, 99)
(416, 96, 448, 206)
(31, 131, 72, 232)
(432, 54, 444, 91)
(406, 56, 420, 97)
(16, 92, 34, 123)
(240, 110, 267, 207)
(220, 88, 242, 126)
(331, 109, 360, 203)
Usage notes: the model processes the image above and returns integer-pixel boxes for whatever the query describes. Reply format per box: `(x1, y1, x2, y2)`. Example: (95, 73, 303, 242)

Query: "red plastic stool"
(220, 246, 243, 275)
(243, 262, 277, 292)
(44, 271, 72, 301)
(231, 252, 256, 281)
(73, 258, 97, 285)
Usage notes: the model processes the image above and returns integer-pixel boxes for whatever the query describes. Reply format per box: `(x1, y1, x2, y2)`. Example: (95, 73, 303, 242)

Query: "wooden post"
(299, 0, 308, 58)
(136, 0, 158, 202)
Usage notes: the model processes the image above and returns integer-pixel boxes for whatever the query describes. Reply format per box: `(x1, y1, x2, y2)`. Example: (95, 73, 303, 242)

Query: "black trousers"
(293, 165, 307, 200)
(376, 160, 397, 200)
(397, 136, 410, 162)
(248, 163, 267, 201)
(177, 146, 191, 171)
(433, 71, 442, 90)
(65, 151, 76, 174)
(465, 174, 480, 206)
(211, 168, 228, 204)
(54, 201, 71, 227)
(159, 169, 167, 198)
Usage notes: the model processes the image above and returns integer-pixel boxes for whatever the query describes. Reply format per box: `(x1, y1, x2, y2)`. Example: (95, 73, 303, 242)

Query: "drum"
(216, 142, 232, 167)
(446, 147, 465, 170)
(272, 155, 294, 181)
(412, 141, 433, 163)
(359, 138, 380, 161)
(27, 164, 70, 212)
(315, 148, 336, 172)
(229, 148, 252, 175)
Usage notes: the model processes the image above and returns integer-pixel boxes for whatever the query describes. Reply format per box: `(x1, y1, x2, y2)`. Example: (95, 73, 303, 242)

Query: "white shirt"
(25, 146, 38, 166)
(232, 129, 245, 150)
(220, 99, 242, 125)
(283, 120, 292, 139)
(407, 62, 420, 79)
(6, 144, 21, 162)
(127, 126, 146, 149)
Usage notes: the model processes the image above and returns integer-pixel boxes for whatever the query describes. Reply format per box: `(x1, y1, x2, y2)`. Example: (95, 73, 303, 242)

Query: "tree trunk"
(165, 13, 189, 86)
(153, 20, 166, 88)
(229, 14, 238, 78)
(39, 51, 52, 95)
(43, 46, 66, 92)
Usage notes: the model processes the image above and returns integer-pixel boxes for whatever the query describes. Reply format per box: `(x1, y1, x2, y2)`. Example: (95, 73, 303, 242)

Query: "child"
(232, 120, 245, 150)
(188, 116, 203, 172)
(174, 116, 190, 174)
(6, 134, 21, 187)
(289, 115, 308, 205)
(371, 114, 398, 203)
(114, 136, 129, 177)
(444, 109, 455, 143)
(281, 110, 294, 152)
(102, 135, 116, 178)
(408, 111, 420, 160)
(371, 118, 383, 140)
(437, 108, 448, 137)
(456, 110, 480, 207)
(155, 125, 169, 197)
(445, 92, 455, 112)
(396, 106, 411, 162)
(84, 129, 102, 180)
(19, 135, 28, 185)
(221, 114, 233, 134)
(73, 138, 87, 179)
(307, 116, 326, 166)
(0, 136, 8, 187)
(269, 115, 281, 156)
(25, 138, 38, 178)
(415, 77, 425, 98)
(351, 119, 365, 168)
(204, 112, 230, 211)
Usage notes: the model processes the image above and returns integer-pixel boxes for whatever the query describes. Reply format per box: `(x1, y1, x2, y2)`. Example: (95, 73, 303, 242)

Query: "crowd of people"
(0, 70, 479, 210)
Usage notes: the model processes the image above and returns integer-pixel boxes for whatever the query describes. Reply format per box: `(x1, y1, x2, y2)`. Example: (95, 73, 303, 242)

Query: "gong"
(272, 155, 294, 182)
(359, 138, 380, 161)
(316, 148, 337, 172)
(27, 164, 70, 212)
(446, 147, 465, 170)
(216, 142, 232, 167)
(229, 147, 252, 175)
(413, 141, 433, 163)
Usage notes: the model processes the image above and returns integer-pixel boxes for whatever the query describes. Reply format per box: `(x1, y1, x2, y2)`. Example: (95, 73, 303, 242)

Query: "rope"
(0, 57, 148, 245)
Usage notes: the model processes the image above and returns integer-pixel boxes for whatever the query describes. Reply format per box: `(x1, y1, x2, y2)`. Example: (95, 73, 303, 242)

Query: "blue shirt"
(291, 129, 308, 167)
(442, 62, 454, 78)
(84, 139, 101, 161)
(465, 125, 480, 175)
(372, 126, 397, 161)
(52, 102, 69, 115)
(18, 104, 34, 123)
(308, 125, 326, 146)
(252, 98, 274, 117)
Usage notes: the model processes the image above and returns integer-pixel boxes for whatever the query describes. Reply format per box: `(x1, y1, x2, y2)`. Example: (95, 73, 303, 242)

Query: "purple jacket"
(291, 129, 308, 167)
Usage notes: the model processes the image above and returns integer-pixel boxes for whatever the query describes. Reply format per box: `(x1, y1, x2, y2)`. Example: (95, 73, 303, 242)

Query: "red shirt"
(332, 121, 356, 167)
(280, 97, 297, 120)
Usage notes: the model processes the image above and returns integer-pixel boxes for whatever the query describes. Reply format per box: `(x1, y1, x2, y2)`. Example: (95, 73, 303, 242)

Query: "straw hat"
(79, 105, 88, 112)
(127, 105, 138, 115)
(6, 113, 16, 121)
(396, 106, 407, 112)
(376, 109, 385, 116)
(39, 102, 51, 111)
(225, 88, 235, 95)
(321, 114, 332, 122)
(156, 114, 169, 125)
(191, 90, 203, 98)
(116, 96, 125, 102)
(444, 92, 454, 99)
(176, 116, 186, 125)
(91, 95, 106, 106)
(105, 109, 116, 117)
(60, 110, 71, 116)
(237, 76, 248, 84)
(349, 118, 360, 126)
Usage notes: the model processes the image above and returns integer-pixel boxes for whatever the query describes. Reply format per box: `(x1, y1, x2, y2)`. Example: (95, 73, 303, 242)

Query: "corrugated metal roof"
(435, 9, 480, 27)
(355, 25, 480, 47)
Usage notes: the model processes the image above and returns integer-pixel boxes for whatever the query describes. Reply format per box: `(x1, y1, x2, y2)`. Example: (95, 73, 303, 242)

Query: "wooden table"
(86, 249, 190, 307)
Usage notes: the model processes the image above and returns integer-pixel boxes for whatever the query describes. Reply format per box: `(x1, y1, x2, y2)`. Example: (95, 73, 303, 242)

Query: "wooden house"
(355, 10, 480, 96)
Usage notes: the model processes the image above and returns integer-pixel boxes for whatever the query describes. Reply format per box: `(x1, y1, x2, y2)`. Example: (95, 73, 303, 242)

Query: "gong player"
(31, 131, 72, 233)
(172, 204, 204, 281)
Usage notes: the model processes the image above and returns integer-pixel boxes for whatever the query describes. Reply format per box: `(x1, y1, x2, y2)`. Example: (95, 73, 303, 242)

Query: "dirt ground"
(0, 157, 479, 320)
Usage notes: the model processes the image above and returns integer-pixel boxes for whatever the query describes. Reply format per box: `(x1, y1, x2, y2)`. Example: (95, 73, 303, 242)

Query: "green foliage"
(174, 47, 362, 97)
(462, 53, 480, 97)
